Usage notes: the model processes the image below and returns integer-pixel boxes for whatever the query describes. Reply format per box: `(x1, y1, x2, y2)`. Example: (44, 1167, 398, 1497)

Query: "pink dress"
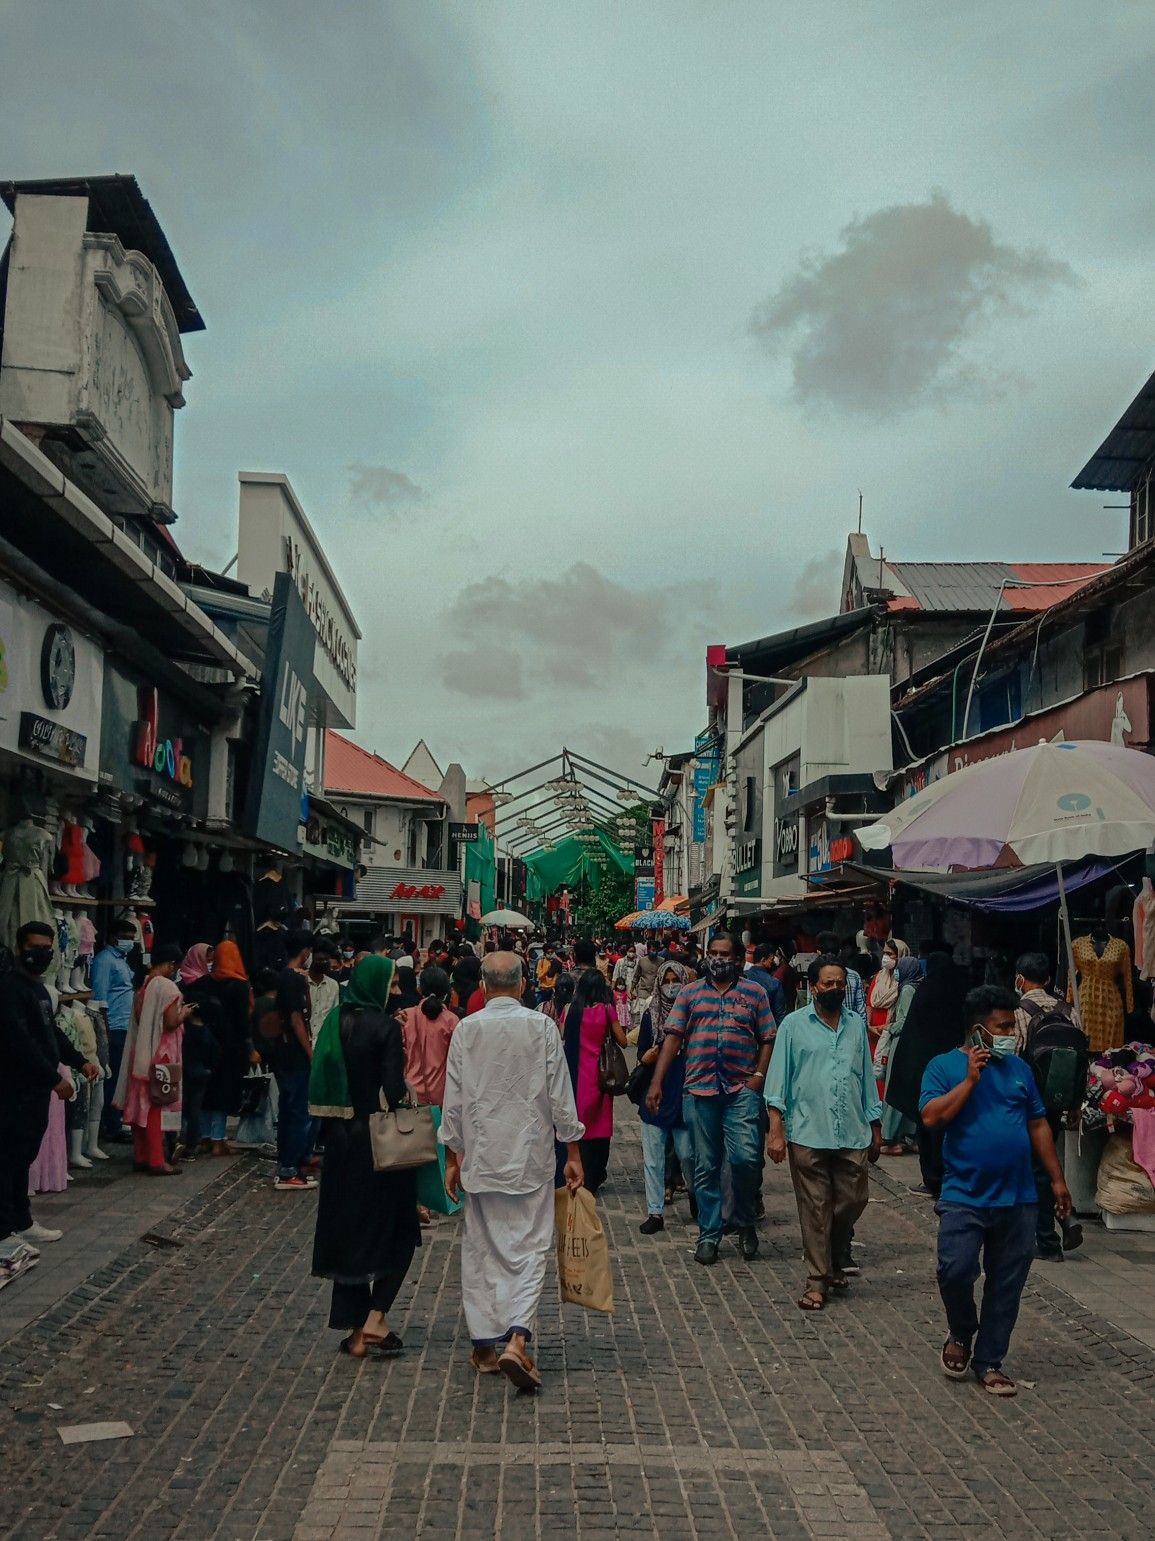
(574, 1005, 615, 1139)
(400, 1005, 457, 1107)
(115, 976, 185, 1133)
(28, 1067, 70, 1193)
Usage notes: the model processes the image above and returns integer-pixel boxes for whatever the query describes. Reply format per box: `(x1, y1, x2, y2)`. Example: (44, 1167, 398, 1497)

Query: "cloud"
(789, 549, 841, 619)
(750, 192, 1076, 413)
(437, 562, 717, 699)
(347, 463, 427, 510)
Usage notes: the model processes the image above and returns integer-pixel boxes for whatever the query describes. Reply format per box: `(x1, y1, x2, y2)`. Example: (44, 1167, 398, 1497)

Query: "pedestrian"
(636, 960, 695, 1234)
(201, 940, 257, 1156)
(535, 944, 561, 1007)
(178, 942, 213, 990)
(877, 957, 923, 1154)
(308, 956, 419, 1358)
(629, 939, 661, 1032)
(645, 931, 774, 1265)
(765, 954, 882, 1310)
(1012, 953, 1087, 1262)
(113, 943, 192, 1177)
(399, 965, 458, 1109)
(815, 931, 868, 1027)
(269, 930, 316, 1192)
(90, 918, 137, 1142)
(558, 967, 628, 1196)
(307, 940, 341, 1040)
(883, 952, 967, 1198)
(451, 952, 482, 1015)
(393, 965, 421, 1014)
(866, 937, 910, 1060)
(746, 942, 787, 1022)
(441, 952, 584, 1390)
(177, 1001, 219, 1159)
(920, 985, 1072, 1396)
(542, 969, 575, 1028)
(0, 922, 100, 1279)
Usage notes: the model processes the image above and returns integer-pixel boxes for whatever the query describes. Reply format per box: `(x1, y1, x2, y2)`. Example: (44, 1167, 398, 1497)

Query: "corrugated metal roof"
(1071, 367, 1155, 491)
(884, 561, 1107, 613)
(728, 608, 874, 666)
(323, 731, 443, 801)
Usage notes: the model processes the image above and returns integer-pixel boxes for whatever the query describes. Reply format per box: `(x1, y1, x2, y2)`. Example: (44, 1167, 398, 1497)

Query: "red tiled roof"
(323, 731, 443, 801)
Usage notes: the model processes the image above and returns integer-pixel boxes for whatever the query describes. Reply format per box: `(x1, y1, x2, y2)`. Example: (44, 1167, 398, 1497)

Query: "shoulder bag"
(368, 1081, 439, 1172)
(149, 1061, 182, 1108)
(596, 1006, 630, 1097)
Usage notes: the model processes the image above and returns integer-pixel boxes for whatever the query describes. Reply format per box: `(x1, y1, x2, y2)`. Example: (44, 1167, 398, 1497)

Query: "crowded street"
(3, 1128, 1155, 1540)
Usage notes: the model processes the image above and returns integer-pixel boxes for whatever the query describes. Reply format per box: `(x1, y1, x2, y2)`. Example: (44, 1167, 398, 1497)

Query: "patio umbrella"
(615, 910, 645, 930)
(480, 907, 535, 930)
(858, 739, 1155, 1016)
(632, 909, 691, 931)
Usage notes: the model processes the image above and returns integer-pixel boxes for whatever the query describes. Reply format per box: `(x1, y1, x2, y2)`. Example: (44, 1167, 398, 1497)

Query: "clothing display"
(27, 1067, 70, 1194)
(1069, 933, 1134, 1054)
(1134, 880, 1155, 985)
(0, 819, 56, 951)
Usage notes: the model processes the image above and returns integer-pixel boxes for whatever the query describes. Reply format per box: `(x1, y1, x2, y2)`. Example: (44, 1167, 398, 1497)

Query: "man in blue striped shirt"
(647, 931, 775, 1265)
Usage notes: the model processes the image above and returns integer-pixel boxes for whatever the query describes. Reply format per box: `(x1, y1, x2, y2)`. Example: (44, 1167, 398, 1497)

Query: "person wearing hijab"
(451, 953, 482, 1015)
(392, 966, 421, 1015)
(884, 952, 968, 1196)
(878, 957, 923, 1154)
(636, 961, 694, 1235)
(178, 943, 213, 989)
(199, 941, 256, 1156)
(308, 956, 420, 1359)
(113, 945, 193, 1175)
(867, 938, 911, 1060)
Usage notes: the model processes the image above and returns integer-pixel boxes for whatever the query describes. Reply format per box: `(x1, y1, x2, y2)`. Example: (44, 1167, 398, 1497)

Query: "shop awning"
(849, 858, 1118, 913)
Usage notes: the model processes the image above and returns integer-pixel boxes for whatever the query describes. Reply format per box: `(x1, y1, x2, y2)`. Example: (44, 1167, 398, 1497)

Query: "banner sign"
(449, 822, 480, 844)
(692, 729, 719, 844)
(243, 573, 317, 851)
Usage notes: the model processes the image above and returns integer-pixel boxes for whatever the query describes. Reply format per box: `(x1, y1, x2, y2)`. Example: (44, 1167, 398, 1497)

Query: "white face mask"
(881, 955, 896, 970)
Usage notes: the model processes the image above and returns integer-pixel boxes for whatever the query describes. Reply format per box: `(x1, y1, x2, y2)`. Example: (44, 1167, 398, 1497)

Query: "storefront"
(333, 864, 464, 947)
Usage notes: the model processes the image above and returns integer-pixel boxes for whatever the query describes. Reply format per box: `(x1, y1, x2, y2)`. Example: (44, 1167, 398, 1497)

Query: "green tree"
(570, 867, 634, 938)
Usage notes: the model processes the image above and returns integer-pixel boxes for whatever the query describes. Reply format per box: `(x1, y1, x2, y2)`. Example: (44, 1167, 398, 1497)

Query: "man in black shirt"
(0, 922, 99, 1278)
(272, 930, 315, 1191)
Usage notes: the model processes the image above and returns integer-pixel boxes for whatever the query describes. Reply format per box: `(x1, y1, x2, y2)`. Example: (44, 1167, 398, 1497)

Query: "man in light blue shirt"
(766, 954, 882, 1311)
(90, 921, 137, 1140)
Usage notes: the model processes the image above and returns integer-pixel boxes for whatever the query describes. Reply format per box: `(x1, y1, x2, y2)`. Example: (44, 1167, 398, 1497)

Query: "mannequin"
(75, 908, 96, 991)
(1070, 920, 1135, 1054)
(1134, 878, 1155, 983)
(0, 812, 57, 951)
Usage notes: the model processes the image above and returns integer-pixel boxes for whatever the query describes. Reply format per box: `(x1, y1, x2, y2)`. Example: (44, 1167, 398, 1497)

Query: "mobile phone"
(968, 1030, 986, 1053)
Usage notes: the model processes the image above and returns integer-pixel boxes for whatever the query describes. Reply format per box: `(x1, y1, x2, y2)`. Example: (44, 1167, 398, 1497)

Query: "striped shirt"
(664, 976, 776, 1096)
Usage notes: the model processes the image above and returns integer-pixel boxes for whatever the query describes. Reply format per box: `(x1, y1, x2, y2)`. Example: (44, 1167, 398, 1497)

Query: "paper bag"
(555, 1186, 614, 1314)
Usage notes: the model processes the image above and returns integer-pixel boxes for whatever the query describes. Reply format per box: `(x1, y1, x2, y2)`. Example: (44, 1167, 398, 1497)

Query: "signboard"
(652, 818, 666, 906)
(0, 583, 103, 781)
(243, 573, 317, 851)
(237, 473, 360, 728)
(19, 713, 87, 768)
(302, 807, 357, 869)
(732, 735, 764, 898)
(692, 729, 719, 844)
(99, 666, 209, 816)
(449, 822, 480, 844)
(771, 752, 801, 880)
(635, 877, 656, 910)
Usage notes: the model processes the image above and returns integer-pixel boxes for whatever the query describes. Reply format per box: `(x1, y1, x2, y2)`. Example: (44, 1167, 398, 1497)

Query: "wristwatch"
(750, 1071, 765, 1083)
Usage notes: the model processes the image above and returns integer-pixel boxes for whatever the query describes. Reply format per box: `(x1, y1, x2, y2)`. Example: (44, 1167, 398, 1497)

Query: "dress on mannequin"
(0, 818, 57, 951)
(1134, 880, 1155, 983)
(1069, 930, 1134, 1053)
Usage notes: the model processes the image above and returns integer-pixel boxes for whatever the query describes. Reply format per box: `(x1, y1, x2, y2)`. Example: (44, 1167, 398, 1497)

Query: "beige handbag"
(368, 1084, 438, 1173)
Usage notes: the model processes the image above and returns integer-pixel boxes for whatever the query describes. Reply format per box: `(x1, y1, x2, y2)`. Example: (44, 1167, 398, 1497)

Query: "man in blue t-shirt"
(920, 984, 1071, 1398)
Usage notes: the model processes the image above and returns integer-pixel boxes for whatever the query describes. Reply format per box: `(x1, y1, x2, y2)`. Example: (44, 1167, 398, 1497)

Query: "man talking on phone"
(920, 985, 1071, 1398)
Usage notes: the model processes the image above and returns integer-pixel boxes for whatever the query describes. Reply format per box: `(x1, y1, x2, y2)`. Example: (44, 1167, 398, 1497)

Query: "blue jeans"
(682, 1088, 763, 1243)
(936, 1202, 1037, 1373)
(205, 1110, 229, 1142)
(274, 1069, 312, 1179)
(640, 1122, 695, 1216)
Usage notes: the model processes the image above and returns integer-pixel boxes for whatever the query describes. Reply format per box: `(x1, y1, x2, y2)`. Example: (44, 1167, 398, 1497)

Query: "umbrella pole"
(1054, 861, 1082, 1028)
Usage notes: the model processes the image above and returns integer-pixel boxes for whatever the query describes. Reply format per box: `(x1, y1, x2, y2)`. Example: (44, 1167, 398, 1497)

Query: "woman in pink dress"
(113, 945, 191, 1176)
(558, 968, 628, 1194)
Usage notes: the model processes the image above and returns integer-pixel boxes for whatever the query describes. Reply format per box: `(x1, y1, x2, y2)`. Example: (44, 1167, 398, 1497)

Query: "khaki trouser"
(787, 1143, 871, 1293)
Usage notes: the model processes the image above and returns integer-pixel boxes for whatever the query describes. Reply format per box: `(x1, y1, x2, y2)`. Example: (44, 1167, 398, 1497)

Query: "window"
(1085, 639, 1125, 692)
(1132, 475, 1154, 549)
(362, 808, 374, 835)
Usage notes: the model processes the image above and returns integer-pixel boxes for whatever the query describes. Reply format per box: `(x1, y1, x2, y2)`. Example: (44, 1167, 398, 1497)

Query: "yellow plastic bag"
(555, 1186, 614, 1313)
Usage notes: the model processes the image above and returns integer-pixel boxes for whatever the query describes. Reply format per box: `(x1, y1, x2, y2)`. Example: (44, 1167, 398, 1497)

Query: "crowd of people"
(0, 918, 1083, 1399)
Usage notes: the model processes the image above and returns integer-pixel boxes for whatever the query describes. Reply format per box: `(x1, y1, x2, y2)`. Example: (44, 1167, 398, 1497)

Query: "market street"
(2, 1129, 1155, 1541)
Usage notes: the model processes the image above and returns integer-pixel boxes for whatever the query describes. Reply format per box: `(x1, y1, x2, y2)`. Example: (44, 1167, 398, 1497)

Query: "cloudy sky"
(2, 2, 1152, 783)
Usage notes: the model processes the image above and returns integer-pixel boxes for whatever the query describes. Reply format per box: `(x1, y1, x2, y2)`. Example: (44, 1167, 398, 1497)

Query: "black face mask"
(815, 987, 846, 1013)
(20, 945, 54, 976)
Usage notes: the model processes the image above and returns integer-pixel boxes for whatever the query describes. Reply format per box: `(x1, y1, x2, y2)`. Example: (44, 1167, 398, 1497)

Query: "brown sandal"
(941, 1339, 971, 1379)
(470, 1347, 501, 1374)
(976, 1368, 1017, 1396)
(797, 1290, 825, 1311)
(498, 1342, 542, 1390)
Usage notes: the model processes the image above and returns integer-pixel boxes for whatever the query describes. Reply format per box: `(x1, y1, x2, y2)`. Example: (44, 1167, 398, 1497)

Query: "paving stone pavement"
(2, 1127, 1155, 1539)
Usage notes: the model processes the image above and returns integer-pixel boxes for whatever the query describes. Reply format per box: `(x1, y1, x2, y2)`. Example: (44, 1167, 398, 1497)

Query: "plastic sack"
(555, 1185, 614, 1314)
(1095, 1131, 1155, 1215)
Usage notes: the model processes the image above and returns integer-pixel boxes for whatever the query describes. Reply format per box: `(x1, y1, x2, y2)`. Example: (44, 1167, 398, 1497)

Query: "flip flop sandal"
(797, 1291, 825, 1311)
(470, 1349, 501, 1374)
(976, 1369, 1017, 1397)
(941, 1339, 971, 1379)
(498, 1344, 542, 1390)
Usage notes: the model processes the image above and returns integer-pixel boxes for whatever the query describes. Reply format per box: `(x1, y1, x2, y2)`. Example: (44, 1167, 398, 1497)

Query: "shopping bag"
(555, 1186, 614, 1313)
(368, 1083, 438, 1172)
(413, 1106, 461, 1216)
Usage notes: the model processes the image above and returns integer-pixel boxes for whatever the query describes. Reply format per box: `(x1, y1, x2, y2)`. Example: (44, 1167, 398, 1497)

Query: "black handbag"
(625, 1058, 653, 1107)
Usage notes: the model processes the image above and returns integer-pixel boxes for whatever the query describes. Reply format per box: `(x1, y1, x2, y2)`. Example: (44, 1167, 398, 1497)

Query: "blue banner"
(692, 729, 719, 844)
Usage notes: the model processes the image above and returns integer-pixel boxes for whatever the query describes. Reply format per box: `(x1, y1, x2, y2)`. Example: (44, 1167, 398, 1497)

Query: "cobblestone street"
(3, 1127, 1155, 1540)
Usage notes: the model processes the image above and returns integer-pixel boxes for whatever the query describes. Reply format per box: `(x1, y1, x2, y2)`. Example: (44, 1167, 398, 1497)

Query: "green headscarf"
(308, 956, 395, 1119)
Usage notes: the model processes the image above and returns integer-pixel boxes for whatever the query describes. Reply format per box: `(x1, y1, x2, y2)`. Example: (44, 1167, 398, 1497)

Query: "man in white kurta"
(441, 952, 584, 1390)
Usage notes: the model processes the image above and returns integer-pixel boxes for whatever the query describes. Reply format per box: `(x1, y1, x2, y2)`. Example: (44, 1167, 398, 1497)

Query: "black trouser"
(0, 1090, 51, 1242)
(102, 1032, 127, 1137)
(555, 1135, 611, 1195)
(328, 1265, 414, 1330)
(182, 1074, 210, 1150)
(1033, 1111, 1063, 1256)
(917, 1121, 944, 1198)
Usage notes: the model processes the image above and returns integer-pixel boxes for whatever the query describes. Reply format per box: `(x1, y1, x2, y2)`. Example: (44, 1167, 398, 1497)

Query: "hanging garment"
(1069, 935, 1135, 1054)
(0, 820, 57, 951)
(1131, 1108, 1155, 1192)
(1134, 882, 1155, 983)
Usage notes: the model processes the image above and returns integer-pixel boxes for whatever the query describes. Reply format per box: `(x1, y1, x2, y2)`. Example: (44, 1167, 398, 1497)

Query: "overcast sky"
(2, 2, 1152, 784)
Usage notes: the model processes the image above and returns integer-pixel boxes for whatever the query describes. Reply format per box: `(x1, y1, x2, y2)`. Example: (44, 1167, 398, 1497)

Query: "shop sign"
(652, 817, 666, 905)
(807, 814, 832, 875)
(18, 712, 87, 768)
(449, 822, 480, 844)
(303, 812, 356, 868)
(243, 573, 317, 851)
(389, 881, 446, 901)
(771, 752, 801, 880)
(283, 536, 357, 692)
(634, 844, 655, 880)
(99, 667, 208, 815)
(0, 586, 103, 780)
(692, 729, 719, 844)
(635, 877, 656, 910)
(733, 735, 765, 897)
(132, 687, 194, 788)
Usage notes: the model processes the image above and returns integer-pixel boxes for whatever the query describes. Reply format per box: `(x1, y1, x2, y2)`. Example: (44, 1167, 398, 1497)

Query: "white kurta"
(440, 996, 584, 1344)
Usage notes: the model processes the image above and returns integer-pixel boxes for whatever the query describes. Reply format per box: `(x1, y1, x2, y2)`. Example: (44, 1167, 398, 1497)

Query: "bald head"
(482, 951, 523, 997)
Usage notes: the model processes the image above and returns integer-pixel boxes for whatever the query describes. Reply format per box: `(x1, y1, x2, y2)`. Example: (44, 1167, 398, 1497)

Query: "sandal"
(797, 1290, 825, 1311)
(941, 1339, 971, 1379)
(828, 1274, 850, 1292)
(498, 1341, 542, 1390)
(975, 1368, 1017, 1397)
(878, 1144, 906, 1157)
(363, 1331, 404, 1359)
(470, 1347, 501, 1374)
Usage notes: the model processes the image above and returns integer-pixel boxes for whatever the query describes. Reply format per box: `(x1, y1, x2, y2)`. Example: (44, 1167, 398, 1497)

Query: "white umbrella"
(480, 907, 535, 930)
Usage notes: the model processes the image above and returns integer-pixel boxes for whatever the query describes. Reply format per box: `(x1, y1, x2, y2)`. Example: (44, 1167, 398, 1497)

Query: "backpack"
(1021, 996, 1089, 1114)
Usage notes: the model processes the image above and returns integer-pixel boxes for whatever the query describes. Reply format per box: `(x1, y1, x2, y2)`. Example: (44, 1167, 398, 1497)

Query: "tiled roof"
(882, 561, 1108, 614)
(323, 731, 443, 802)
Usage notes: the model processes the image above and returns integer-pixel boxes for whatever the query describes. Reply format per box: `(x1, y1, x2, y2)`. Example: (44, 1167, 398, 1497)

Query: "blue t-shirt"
(920, 1049, 1045, 1207)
